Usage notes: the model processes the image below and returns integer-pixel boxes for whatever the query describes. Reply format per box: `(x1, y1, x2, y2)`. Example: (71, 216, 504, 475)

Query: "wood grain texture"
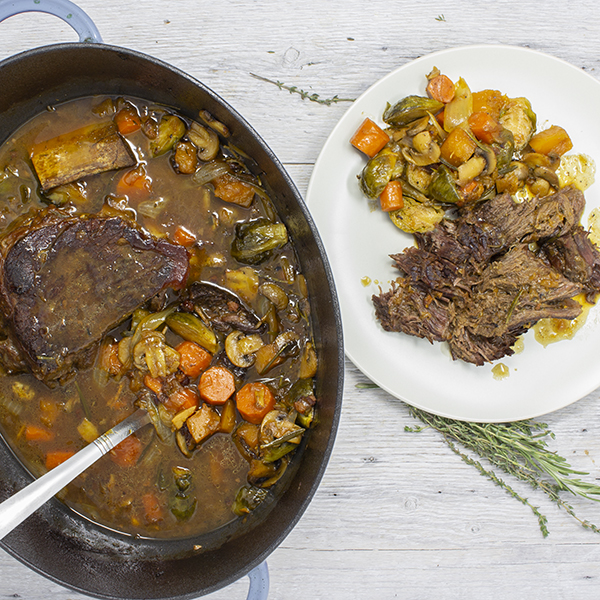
(2, 1, 600, 598)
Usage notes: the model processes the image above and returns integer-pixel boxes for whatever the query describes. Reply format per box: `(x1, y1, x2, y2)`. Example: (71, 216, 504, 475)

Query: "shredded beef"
(373, 186, 600, 365)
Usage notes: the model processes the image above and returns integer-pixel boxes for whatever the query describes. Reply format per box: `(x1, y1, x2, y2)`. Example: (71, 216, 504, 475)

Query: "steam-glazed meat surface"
(0, 208, 189, 383)
(373, 187, 600, 365)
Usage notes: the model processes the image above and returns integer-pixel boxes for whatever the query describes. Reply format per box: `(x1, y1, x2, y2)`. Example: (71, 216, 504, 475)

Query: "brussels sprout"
(149, 114, 186, 157)
(231, 218, 288, 265)
(428, 164, 461, 204)
(499, 97, 536, 151)
(169, 493, 197, 521)
(383, 95, 443, 126)
(232, 485, 268, 516)
(389, 196, 445, 234)
(359, 148, 400, 199)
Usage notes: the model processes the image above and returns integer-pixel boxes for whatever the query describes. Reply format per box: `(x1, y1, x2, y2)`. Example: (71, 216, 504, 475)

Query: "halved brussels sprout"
(383, 95, 444, 126)
(231, 218, 288, 265)
(359, 148, 401, 199)
(166, 312, 218, 354)
(389, 196, 445, 234)
(427, 164, 461, 204)
(149, 114, 186, 157)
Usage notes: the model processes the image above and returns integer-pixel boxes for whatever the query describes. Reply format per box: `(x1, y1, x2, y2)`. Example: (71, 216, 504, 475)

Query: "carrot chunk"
(235, 381, 275, 425)
(25, 424, 54, 442)
(114, 104, 142, 135)
(379, 180, 404, 212)
(426, 74, 455, 104)
(176, 340, 212, 379)
(350, 118, 390, 158)
(109, 434, 143, 467)
(144, 374, 163, 396)
(199, 366, 236, 406)
(142, 492, 164, 524)
(45, 450, 74, 470)
(468, 111, 502, 145)
(173, 225, 197, 247)
(116, 165, 152, 198)
(164, 386, 200, 412)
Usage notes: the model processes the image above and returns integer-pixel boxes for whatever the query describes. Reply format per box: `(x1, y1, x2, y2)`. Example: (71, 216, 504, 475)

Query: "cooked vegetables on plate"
(351, 68, 599, 365)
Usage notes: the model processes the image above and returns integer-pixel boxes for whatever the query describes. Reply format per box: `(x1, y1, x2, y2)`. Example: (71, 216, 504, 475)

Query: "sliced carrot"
(45, 450, 74, 470)
(235, 382, 275, 425)
(350, 118, 390, 158)
(379, 180, 404, 212)
(164, 386, 200, 412)
(173, 225, 197, 247)
(114, 103, 142, 135)
(213, 174, 255, 207)
(144, 374, 163, 396)
(141, 492, 164, 524)
(426, 74, 455, 104)
(468, 111, 502, 145)
(25, 424, 54, 442)
(109, 434, 143, 467)
(199, 366, 236, 406)
(176, 340, 212, 379)
(116, 165, 152, 198)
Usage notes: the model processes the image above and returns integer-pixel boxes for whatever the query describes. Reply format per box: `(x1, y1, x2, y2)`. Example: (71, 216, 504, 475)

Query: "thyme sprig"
(250, 73, 355, 106)
(405, 406, 600, 536)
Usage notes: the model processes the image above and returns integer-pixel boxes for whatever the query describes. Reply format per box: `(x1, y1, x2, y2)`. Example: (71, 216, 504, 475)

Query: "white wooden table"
(2, 1, 600, 598)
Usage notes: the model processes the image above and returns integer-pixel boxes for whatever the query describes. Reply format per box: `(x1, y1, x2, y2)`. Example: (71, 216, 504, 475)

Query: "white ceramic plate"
(306, 45, 600, 422)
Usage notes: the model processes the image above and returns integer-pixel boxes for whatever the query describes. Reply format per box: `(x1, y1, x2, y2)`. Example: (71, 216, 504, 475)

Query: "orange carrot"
(426, 74, 455, 103)
(164, 386, 199, 412)
(109, 434, 143, 467)
(199, 366, 236, 406)
(25, 424, 54, 442)
(173, 225, 197, 247)
(141, 492, 164, 523)
(45, 450, 74, 470)
(116, 166, 152, 198)
(176, 340, 212, 379)
(235, 381, 275, 425)
(144, 374, 163, 395)
(379, 180, 404, 212)
(350, 118, 390, 158)
(114, 104, 141, 135)
(468, 111, 502, 145)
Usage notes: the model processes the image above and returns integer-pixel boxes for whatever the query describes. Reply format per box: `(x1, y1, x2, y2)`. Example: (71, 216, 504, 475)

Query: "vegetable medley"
(0, 96, 318, 538)
(351, 67, 594, 232)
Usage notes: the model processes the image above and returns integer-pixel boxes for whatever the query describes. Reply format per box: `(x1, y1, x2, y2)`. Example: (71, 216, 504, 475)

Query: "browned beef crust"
(0, 208, 189, 384)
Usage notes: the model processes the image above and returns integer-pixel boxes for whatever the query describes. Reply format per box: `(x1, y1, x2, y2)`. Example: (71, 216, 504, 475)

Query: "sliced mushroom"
(533, 165, 560, 189)
(259, 282, 289, 311)
(187, 122, 219, 161)
(225, 330, 264, 368)
(402, 130, 441, 166)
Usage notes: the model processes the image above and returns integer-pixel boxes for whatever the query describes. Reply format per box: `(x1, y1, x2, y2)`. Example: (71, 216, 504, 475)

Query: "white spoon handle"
(0, 408, 150, 540)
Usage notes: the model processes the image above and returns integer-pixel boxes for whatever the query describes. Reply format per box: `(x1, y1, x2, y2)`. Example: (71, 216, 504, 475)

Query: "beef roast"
(373, 186, 600, 366)
(0, 207, 189, 383)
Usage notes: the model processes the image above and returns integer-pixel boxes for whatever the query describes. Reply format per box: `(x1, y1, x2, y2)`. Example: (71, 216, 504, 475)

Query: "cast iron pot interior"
(0, 43, 344, 599)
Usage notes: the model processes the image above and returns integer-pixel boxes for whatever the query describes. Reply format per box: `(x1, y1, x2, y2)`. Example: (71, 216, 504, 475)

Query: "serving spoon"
(0, 407, 151, 540)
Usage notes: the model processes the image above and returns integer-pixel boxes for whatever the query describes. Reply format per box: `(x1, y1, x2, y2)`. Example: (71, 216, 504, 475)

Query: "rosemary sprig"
(405, 405, 600, 535)
(250, 73, 355, 106)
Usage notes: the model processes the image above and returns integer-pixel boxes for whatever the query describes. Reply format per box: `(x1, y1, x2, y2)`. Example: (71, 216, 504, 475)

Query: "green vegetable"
(383, 95, 443, 127)
(149, 114, 186, 157)
(231, 218, 288, 265)
(232, 485, 268, 516)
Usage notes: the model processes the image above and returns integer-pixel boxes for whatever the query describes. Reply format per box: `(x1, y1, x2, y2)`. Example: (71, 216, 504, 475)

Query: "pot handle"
(246, 561, 269, 600)
(0, 0, 102, 43)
